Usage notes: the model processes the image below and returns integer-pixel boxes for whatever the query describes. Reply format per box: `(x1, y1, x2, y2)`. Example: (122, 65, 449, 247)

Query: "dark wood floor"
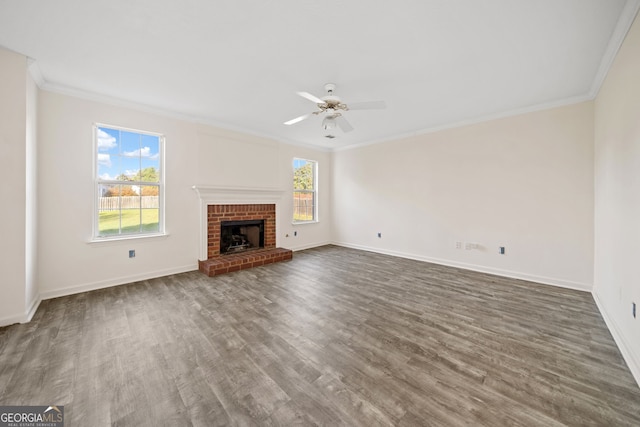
(1, 245, 639, 426)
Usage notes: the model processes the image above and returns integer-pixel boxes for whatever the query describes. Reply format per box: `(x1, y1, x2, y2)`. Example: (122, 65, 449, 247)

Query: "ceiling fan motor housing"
(321, 83, 345, 110)
(322, 95, 341, 105)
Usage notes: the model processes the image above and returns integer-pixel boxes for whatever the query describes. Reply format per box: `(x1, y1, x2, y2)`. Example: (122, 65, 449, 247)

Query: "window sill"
(292, 220, 319, 225)
(88, 233, 169, 245)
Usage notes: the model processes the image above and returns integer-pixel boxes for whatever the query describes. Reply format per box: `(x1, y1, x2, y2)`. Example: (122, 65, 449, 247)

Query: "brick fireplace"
(206, 204, 275, 258)
(193, 188, 292, 276)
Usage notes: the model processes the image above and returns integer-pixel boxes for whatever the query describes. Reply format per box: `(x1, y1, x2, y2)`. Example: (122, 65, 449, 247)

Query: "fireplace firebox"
(220, 219, 264, 254)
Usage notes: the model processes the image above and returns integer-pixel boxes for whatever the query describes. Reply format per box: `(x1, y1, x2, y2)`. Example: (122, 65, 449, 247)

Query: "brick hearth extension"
(198, 248, 293, 276)
(198, 203, 292, 277)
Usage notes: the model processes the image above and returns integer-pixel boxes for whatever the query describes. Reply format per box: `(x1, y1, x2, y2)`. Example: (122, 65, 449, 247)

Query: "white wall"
(25, 63, 39, 318)
(35, 90, 331, 302)
(0, 47, 29, 325)
(594, 13, 640, 384)
(37, 91, 197, 298)
(332, 102, 594, 290)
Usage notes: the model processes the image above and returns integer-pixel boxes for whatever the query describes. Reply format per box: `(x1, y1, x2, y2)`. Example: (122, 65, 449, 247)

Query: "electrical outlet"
(377, 232, 382, 238)
(294, 231, 297, 237)
(499, 246, 505, 255)
(455, 241, 462, 249)
(129, 249, 135, 258)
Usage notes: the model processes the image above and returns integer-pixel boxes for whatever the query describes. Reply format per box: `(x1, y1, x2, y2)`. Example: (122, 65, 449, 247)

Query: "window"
(293, 158, 317, 223)
(94, 124, 164, 239)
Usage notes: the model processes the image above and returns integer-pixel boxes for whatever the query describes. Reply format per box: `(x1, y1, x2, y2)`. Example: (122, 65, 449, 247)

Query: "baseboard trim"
(25, 295, 42, 322)
(592, 291, 640, 388)
(290, 240, 333, 252)
(0, 313, 27, 328)
(0, 295, 44, 327)
(332, 242, 592, 292)
(39, 264, 198, 301)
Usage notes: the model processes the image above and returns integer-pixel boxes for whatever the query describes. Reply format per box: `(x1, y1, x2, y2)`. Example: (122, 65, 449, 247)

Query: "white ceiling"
(1, 1, 638, 149)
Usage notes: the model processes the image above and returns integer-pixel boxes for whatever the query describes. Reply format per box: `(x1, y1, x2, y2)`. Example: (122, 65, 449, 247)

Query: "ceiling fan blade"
(284, 113, 311, 126)
(335, 115, 354, 133)
(297, 91, 325, 104)
(347, 100, 386, 110)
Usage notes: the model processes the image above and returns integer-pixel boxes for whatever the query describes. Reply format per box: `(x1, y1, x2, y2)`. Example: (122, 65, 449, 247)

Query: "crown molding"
(36, 79, 330, 152)
(333, 94, 594, 152)
(589, 0, 640, 98)
(26, 58, 44, 86)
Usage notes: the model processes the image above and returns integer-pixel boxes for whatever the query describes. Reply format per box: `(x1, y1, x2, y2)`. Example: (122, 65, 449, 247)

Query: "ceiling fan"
(284, 83, 386, 133)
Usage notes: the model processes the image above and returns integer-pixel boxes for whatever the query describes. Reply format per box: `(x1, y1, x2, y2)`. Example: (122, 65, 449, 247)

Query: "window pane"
(96, 127, 120, 181)
(139, 160, 160, 183)
(120, 156, 140, 181)
(293, 191, 315, 221)
(99, 211, 122, 236)
(121, 131, 141, 157)
(139, 134, 160, 182)
(120, 204, 142, 234)
(98, 183, 121, 236)
(141, 209, 159, 233)
(293, 159, 314, 190)
(140, 185, 160, 233)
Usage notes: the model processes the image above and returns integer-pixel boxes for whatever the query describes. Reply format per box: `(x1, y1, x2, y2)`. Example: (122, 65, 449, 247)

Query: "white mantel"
(192, 185, 285, 203)
(192, 185, 286, 260)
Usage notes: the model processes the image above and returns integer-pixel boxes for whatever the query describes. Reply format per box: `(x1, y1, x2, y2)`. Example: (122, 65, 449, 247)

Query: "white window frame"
(293, 158, 318, 224)
(92, 123, 166, 241)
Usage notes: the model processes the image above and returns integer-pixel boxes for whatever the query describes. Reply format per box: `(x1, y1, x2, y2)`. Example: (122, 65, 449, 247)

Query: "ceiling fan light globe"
(322, 117, 337, 130)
